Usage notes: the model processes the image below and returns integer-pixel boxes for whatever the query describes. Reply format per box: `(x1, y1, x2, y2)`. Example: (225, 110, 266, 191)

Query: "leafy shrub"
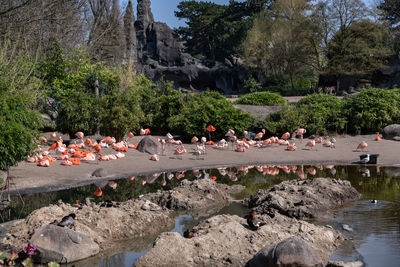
(296, 94, 346, 133)
(344, 88, 400, 134)
(265, 105, 308, 136)
(243, 77, 262, 93)
(235, 92, 286, 106)
(169, 91, 255, 140)
(0, 92, 42, 171)
(0, 40, 42, 171)
(265, 94, 346, 136)
(56, 92, 99, 138)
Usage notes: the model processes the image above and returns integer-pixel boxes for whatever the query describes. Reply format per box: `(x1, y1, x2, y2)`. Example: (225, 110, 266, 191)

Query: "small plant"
(0, 244, 37, 266)
(235, 92, 286, 106)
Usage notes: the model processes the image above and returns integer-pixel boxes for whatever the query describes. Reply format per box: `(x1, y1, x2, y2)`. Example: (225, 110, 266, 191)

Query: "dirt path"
(7, 134, 399, 195)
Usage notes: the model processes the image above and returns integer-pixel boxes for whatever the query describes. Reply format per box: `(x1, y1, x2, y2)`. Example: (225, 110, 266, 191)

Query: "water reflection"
(2, 165, 400, 267)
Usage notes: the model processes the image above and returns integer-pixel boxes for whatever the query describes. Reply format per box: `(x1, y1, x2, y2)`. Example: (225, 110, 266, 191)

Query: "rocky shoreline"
(0, 177, 361, 265)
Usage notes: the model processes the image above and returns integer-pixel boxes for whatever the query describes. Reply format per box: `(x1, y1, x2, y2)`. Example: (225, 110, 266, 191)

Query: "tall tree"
(175, 0, 270, 61)
(0, 0, 87, 57)
(326, 19, 391, 89)
(87, 0, 126, 65)
(243, 0, 316, 89)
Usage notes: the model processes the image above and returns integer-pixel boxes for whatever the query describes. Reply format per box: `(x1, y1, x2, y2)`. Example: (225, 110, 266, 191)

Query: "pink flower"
(23, 244, 36, 255)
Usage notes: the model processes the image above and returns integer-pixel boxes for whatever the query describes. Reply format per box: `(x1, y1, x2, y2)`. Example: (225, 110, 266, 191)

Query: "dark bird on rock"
(57, 213, 76, 227)
(183, 229, 198, 238)
(266, 207, 275, 218)
(101, 198, 120, 208)
(245, 211, 266, 230)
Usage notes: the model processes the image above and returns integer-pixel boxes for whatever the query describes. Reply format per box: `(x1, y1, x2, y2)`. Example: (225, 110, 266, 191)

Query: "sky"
(122, 0, 242, 29)
(122, 0, 376, 29)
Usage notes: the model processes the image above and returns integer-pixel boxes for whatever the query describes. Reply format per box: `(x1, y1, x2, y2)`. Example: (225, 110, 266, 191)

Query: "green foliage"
(48, 262, 60, 267)
(175, 0, 268, 60)
(343, 88, 400, 134)
(296, 94, 346, 134)
(243, 0, 317, 89)
(37, 46, 120, 100)
(327, 20, 391, 82)
(100, 90, 142, 141)
(169, 91, 255, 139)
(56, 92, 99, 138)
(0, 39, 42, 171)
(243, 77, 262, 93)
(265, 94, 346, 136)
(235, 92, 286, 106)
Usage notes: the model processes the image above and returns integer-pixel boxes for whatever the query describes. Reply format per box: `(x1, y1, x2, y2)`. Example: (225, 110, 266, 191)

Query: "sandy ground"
(6, 134, 400, 195)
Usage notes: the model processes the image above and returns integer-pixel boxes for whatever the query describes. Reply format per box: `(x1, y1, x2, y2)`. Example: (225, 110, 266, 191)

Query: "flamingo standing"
(75, 131, 84, 140)
(357, 141, 368, 152)
(295, 128, 306, 143)
(255, 129, 266, 142)
(140, 128, 146, 136)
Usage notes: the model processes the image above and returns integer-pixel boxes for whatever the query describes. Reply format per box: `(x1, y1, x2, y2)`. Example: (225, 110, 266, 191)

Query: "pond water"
(1, 164, 400, 266)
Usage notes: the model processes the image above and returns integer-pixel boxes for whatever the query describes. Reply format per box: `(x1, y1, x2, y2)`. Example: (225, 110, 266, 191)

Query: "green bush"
(344, 88, 400, 134)
(169, 91, 255, 140)
(0, 40, 42, 171)
(235, 91, 286, 106)
(0, 92, 42, 171)
(243, 77, 262, 93)
(56, 92, 99, 138)
(265, 94, 346, 136)
(100, 93, 138, 141)
(296, 94, 346, 133)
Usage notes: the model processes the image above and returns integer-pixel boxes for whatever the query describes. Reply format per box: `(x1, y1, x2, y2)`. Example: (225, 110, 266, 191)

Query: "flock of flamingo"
(26, 126, 378, 168)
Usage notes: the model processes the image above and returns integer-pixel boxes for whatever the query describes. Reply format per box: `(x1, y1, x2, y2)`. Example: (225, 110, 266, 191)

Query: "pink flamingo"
(295, 128, 306, 142)
(75, 131, 84, 140)
(281, 132, 290, 140)
(357, 141, 368, 152)
(255, 129, 266, 142)
(287, 143, 297, 151)
(305, 140, 316, 150)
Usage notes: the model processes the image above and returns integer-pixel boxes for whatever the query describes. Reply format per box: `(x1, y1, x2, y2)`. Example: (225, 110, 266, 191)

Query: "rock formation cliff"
(122, 0, 246, 94)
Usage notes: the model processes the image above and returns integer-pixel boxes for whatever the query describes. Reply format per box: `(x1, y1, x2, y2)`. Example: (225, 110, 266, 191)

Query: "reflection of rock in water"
(384, 167, 400, 178)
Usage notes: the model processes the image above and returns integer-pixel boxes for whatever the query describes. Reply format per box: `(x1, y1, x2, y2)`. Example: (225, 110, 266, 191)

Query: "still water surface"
(1, 164, 399, 266)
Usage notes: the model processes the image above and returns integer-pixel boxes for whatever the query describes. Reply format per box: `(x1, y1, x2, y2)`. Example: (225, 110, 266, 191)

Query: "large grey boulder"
(30, 224, 99, 263)
(326, 260, 364, 267)
(247, 236, 323, 267)
(136, 136, 161, 155)
(248, 178, 361, 219)
(382, 124, 400, 140)
(135, 214, 342, 266)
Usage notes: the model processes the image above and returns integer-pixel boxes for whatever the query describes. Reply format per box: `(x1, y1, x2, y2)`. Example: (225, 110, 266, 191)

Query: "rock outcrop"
(247, 236, 324, 267)
(30, 224, 99, 263)
(248, 178, 361, 219)
(140, 178, 244, 210)
(134, 214, 342, 266)
(1, 199, 174, 261)
(136, 136, 161, 155)
(130, 0, 246, 94)
(383, 124, 400, 141)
